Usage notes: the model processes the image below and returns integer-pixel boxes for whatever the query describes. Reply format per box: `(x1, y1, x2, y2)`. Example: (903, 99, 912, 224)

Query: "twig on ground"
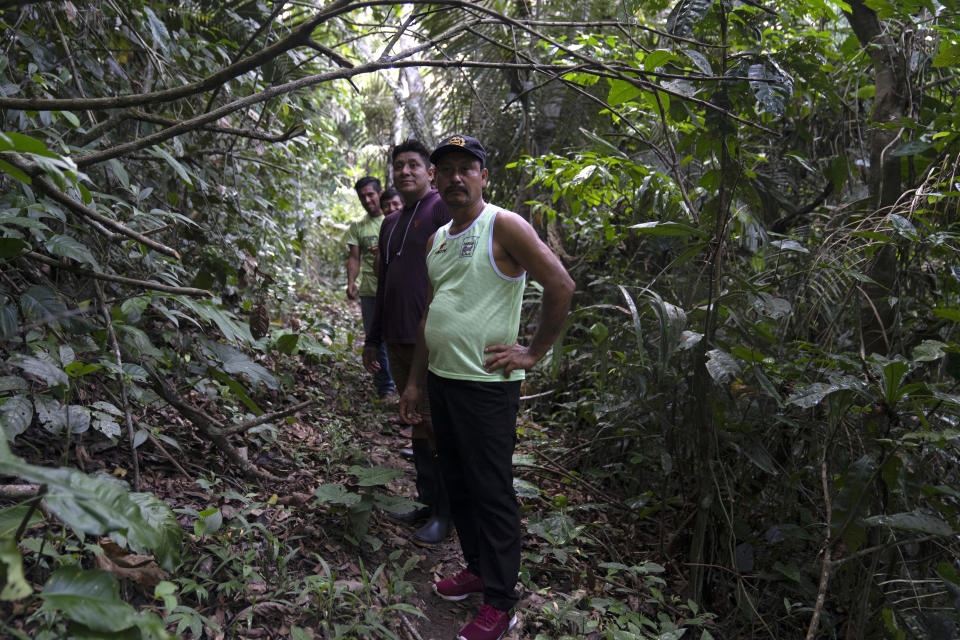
(218, 399, 319, 436)
(147, 433, 191, 479)
(0, 484, 42, 499)
(145, 363, 281, 482)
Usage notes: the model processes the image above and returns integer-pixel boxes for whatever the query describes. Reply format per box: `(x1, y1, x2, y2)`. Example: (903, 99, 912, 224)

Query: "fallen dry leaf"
(94, 541, 168, 588)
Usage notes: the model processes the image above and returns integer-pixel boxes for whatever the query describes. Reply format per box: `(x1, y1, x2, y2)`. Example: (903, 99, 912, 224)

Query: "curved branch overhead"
(2, 3, 959, 638)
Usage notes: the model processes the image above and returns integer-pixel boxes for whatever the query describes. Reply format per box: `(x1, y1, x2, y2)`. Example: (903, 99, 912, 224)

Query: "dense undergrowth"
(3, 1, 960, 639)
(0, 259, 716, 639)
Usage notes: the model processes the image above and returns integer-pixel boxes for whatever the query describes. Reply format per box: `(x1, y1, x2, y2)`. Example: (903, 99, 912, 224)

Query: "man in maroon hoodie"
(364, 139, 452, 545)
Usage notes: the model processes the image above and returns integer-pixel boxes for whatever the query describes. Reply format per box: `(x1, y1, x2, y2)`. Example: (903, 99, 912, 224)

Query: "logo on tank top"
(434, 241, 448, 255)
(460, 236, 479, 257)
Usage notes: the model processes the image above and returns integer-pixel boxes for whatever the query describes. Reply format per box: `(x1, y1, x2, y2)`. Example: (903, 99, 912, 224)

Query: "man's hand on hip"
(483, 344, 539, 376)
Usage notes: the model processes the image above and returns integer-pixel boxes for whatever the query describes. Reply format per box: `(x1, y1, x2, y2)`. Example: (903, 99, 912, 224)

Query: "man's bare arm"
(483, 212, 574, 375)
(346, 244, 360, 300)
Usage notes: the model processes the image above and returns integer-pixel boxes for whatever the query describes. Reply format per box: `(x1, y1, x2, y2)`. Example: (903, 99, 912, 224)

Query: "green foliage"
(38, 566, 169, 639)
(513, 1, 960, 637)
(2, 0, 959, 637)
(313, 465, 419, 549)
(296, 554, 424, 640)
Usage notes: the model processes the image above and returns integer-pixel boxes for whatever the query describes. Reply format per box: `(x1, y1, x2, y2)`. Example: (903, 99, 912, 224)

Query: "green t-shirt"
(345, 214, 384, 297)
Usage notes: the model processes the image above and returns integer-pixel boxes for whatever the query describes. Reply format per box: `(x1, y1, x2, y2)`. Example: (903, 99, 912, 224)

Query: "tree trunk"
(845, 0, 910, 355)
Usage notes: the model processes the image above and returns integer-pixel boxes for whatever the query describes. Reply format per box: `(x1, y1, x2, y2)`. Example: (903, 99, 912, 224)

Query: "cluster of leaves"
(2, 0, 959, 637)
(0, 1, 367, 636)
(511, 0, 960, 637)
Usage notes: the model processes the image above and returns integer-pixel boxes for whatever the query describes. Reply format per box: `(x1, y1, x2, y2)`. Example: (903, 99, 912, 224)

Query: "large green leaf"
(34, 397, 90, 435)
(631, 220, 709, 239)
(607, 79, 643, 106)
(0, 453, 182, 568)
(747, 60, 793, 116)
(176, 296, 255, 345)
(39, 566, 168, 637)
(19, 285, 68, 329)
(202, 339, 278, 389)
(0, 237, 29, 258)
(0, 131, 58, 155)
(705, 349, 741, 385)
(371, 494, 421, 513)
(207, 366, 263, 415)
(785, 376, 866, 408)
(314, 483, 362, 507)
(0, 302, 18, 338)
(117, 324, 163, 358)
(0, 395, 33, 440)
(528, 513, 584, 546)
(148, 146, 193, 186)
(44, 234, 100, 269)
(666, 0, 716, 36)
(348, 465, 404, 487)
(0, 158, 31, 184)
(0, 504, 43, 539)
(8, 355, 68, 387)
(863, 512, 953, 536)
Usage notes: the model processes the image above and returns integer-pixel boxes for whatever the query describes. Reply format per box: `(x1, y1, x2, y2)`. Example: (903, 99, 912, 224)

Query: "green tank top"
(425, 204, 525, 382)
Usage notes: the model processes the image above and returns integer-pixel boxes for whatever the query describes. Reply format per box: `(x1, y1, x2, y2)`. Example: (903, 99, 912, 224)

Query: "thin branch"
(145, 364, 280, 482)
(204, 0, 290, 114)
(69, 30, 481, 168)
(0, 1, 355, 111)
(805, 445, 834, 640)
(7, 155, 180, 258)
(218, 399, 319, 436)
(94, 281, 140, 492)
(128, 151, 295, 173)
(73, 113, 128, 147)
(305, 38, 355, 68)
(833, 534, 939, 566)
(378, 10, 417, 60)
(129, 110, 306, 143)
(502, 18, 720, 47)
(13, 486, 47, 541)
(652, 82, 698, 222)
(22, 251, 212, 297)
(147, 433, 192, 479)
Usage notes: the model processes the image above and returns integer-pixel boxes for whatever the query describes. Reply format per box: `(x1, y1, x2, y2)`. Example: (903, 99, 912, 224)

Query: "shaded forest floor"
(4, 291, 709, 640)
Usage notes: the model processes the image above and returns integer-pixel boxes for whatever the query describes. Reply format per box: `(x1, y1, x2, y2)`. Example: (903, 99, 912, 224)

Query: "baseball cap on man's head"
(430, 135, 486, 167)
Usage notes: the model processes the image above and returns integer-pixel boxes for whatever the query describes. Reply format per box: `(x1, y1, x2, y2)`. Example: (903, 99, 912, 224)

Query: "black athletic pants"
(428, 371, 521, 612)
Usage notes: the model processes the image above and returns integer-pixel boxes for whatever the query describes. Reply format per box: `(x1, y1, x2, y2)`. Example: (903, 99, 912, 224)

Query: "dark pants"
(389, 344, 449, 517)
(428, 371, 522, 612)
(360, 296, 394, 396)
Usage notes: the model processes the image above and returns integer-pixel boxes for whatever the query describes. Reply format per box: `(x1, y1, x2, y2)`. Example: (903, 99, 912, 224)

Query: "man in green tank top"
(399, 135, 575, 640)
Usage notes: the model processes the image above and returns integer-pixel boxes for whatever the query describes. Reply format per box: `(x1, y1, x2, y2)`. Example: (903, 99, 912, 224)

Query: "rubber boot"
(413, 437, 451, 546)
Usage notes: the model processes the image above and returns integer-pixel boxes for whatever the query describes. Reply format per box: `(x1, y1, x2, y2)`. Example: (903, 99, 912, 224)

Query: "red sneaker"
(457, 604, 517, 640)
(433, 568, 483, 601)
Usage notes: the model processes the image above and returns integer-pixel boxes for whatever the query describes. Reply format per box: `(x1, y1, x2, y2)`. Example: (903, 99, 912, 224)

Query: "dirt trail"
(359, 406, 524, 640)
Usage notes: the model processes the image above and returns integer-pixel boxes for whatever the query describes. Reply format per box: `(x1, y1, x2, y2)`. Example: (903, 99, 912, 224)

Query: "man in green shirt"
(345, 176, 395, 400)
